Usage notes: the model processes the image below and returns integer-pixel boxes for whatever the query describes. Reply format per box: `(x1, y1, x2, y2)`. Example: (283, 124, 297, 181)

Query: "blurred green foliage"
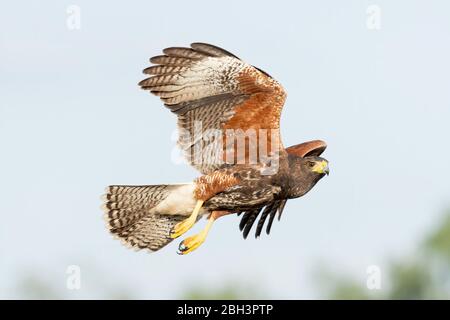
(180, 282, 263, 300)
(11, 267, 137, 300)
(319, 210, 450, 299)
(425, 214, 450, 260)
(14, 274, 60, 300)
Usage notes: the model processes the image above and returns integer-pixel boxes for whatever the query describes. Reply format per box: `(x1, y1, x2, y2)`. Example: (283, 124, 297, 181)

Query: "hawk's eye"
(307, 161, 315, 168)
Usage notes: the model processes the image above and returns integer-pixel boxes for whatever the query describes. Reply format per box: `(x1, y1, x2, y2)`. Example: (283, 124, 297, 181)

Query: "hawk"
(103, 43, 329, 255)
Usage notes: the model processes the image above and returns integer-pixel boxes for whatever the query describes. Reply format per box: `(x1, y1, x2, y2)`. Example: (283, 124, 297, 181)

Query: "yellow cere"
(312, 160, 329, 174)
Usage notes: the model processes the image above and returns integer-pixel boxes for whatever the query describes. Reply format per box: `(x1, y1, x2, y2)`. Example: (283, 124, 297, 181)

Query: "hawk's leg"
(170, 171, 239, 239)
(170, 200, 204, 239)
(177, 211, 230, 255)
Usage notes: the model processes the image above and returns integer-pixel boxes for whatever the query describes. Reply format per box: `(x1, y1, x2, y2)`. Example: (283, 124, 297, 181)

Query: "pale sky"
(1, 0, 450, 299)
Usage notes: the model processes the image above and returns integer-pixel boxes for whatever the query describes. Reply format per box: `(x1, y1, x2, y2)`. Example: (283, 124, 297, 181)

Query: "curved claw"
(177, 215, 214, 255)
(177, 234, 206, 255)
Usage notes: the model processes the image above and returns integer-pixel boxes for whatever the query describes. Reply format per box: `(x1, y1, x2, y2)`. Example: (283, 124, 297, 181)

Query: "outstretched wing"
(285, 140, 327, 157)
(139, 43, 287, 174)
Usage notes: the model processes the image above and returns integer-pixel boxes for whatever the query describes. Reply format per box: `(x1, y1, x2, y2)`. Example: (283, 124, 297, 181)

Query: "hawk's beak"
(312, 161, 330, 176)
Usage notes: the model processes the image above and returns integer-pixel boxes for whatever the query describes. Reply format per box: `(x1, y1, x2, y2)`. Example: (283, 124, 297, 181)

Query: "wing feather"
(285, 140, 327, 157)
(237, 200, 287, 239)
(240, 208, 260, 239)
(149, 55, 192, 66)
(143, 65, 190, 75)
(140, 42, 287, 174)
(163, 47, 207, 59)
(191, 42, 240, 58)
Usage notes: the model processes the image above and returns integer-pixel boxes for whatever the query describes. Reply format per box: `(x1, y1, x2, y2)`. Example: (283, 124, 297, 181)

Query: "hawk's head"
(287, 155, 329, 199)
(303, 156, 330, 176)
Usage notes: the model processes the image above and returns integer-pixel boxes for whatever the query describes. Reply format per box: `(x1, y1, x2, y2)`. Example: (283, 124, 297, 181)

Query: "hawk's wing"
(139, 43, 287, 174)
(238, 199, 287, 239)
(285, 140, 327, 157)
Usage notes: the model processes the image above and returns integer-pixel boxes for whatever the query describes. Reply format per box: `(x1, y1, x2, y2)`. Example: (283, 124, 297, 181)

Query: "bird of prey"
(103, 42, 329, 255)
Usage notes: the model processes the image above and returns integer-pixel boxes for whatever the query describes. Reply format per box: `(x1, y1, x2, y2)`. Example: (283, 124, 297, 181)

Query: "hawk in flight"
(103, 43, 329, 255)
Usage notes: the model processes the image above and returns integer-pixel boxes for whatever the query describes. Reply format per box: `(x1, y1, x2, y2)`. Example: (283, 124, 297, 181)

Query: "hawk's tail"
(102, 184, 190, 252)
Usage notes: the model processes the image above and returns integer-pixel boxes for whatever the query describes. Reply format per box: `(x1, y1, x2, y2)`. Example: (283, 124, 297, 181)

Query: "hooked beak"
(312, 160, 330, 176)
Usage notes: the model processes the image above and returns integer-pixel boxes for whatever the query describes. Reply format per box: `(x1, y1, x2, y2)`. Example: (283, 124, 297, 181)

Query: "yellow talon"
(170, 200, 204, 239)
(178, 216, 214, 255)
